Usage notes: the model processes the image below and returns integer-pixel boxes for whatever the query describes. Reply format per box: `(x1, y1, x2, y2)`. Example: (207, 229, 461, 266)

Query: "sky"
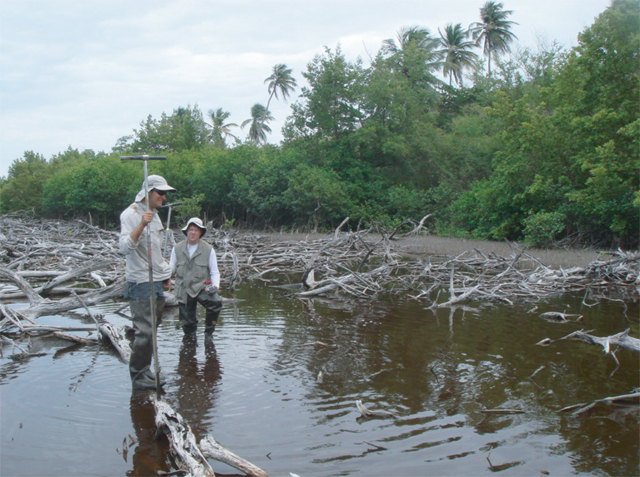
(0, 0, 613, 178)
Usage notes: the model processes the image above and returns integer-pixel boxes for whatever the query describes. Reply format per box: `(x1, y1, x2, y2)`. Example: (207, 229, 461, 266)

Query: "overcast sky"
(0, 0, 612, 178)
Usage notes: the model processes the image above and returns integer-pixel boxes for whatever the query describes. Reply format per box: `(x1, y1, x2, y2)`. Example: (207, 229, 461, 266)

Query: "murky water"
(1, 281, 638, 477)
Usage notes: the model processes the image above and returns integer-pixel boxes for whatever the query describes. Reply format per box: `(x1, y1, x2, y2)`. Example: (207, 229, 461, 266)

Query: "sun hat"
(135, 175, 176, 202)
(182, 217, 207, 237)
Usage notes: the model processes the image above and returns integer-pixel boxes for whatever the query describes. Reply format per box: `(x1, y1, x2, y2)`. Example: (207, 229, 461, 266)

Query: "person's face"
(148, 189, 167, 210)
(186, 224, 202, 244)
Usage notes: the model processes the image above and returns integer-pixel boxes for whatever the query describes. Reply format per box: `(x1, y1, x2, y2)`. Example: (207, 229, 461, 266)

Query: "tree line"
(1, 0, 637, 249)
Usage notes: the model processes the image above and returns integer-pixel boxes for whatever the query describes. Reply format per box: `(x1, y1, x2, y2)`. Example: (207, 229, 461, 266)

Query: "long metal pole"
(161, 202, 183, 258)
(141, 159, 161, 392)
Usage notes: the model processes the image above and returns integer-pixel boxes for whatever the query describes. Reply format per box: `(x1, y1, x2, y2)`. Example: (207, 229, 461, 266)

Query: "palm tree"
(241, 103, 274, 145)
(469, 1, 518, 75)
(264, 64, 297, 112)
(207, 108, 238, 148)
(381, 26, 441, 85)
(437, 23, 479, 86)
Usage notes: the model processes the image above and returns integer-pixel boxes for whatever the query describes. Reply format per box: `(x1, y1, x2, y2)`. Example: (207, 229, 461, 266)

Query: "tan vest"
(173, 240, 213, 302)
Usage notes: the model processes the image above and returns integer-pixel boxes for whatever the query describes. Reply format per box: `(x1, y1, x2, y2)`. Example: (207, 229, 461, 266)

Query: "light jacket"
(118, 202, 172, 283)
(173, 240, 215, 302)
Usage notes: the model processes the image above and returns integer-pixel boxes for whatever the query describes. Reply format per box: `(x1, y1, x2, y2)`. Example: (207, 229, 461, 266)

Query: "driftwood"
(99, 323, 132, 363)
(2, 214, 639, 311)
(200, 435, 270, 477)
(153, 399, 216, 477)
(558, 328, 640, 354)
(536, 328, 640, 376)
(481, 409, 525, 415)
(355, 400, 397, 419)
(154, 398, 270, 477)
(558, 392, 640, 415)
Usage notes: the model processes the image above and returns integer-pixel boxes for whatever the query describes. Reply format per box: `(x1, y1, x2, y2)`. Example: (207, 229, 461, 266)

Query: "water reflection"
(128, 392, 170, 477)
(174, 333, 223, 440)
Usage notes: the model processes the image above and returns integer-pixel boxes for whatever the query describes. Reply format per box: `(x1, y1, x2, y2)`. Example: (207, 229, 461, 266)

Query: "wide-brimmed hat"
(135, 175, 176, 202)
(182, 217, 207, 237)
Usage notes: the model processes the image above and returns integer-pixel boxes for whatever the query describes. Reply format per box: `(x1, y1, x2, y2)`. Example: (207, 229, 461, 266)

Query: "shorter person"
(169, 218, 222, 336)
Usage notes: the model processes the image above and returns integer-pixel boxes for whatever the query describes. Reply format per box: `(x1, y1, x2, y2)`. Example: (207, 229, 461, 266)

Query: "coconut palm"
(469, 1, 518, 75)
(207, 108, 238, 148)
(382, 25, 438, 56)
(437, 23, 479, 86)
(264, 64, 297, 112)
(381, 26, 441, 85)
(241, 103, 274, 145)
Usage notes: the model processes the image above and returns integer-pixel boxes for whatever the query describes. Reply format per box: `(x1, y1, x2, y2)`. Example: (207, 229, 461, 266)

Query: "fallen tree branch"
(200, 435, 270, 477)
(558, 392, 640, 415)
(559, 328, 640, 354)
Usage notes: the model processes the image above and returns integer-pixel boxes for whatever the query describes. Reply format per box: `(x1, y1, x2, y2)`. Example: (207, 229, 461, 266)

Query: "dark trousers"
(127, 282, 165, 381)
(179, 288, 223, 334)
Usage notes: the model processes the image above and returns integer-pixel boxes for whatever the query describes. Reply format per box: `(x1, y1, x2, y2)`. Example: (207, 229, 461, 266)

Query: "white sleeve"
(169, 247, 177, 274)
(209, 249, 220, 288)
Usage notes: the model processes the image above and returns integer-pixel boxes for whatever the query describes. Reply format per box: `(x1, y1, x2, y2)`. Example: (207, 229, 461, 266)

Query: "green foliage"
(115, 104, 209, 153)
(173, 194, 205, 227)
(523, 211, 566, 248)
(286, 46, 365, 140)
(0, 151, 49, 214)
(41, 154, 140, 226)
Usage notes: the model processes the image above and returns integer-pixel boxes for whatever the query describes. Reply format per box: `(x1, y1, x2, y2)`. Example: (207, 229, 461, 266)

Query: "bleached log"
(0, 267, 46, 304)
(539, 311, 583, 323)
(38, 259, 112, 295)
(200, 435, 270, 477)
(355, 400, 396, 419)
(14, 271, 66, 278)
(90, 272, 107, 288)
(53, 331, 99, 346)
(153, 399, 216, 477)
(0, 286, 95, 301)
(18, 281, 125, 321)
(559, 328, 640, 354)
(430, 284, 481, 309)
(99, 323, 131, 363)
(334, 217, 349, 240)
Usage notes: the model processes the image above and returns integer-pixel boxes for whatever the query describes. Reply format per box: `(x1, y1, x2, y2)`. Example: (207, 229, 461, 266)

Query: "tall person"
(119, 174, 175, 390)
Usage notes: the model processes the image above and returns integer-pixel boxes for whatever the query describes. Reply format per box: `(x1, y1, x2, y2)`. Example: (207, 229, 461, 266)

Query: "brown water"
(1, 281, 638, 477)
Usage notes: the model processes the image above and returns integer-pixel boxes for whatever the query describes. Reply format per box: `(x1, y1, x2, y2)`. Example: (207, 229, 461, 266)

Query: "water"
(1, 282, 638, 477)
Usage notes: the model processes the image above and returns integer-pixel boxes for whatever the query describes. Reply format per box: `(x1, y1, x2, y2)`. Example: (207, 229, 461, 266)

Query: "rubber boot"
(204, 316, 217, 336)
(204, 291, 222, 336)
(179, 299, 198, 335)
(129, 299, 164, 390)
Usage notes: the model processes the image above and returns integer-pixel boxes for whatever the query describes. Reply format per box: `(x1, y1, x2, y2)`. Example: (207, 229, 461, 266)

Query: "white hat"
(135, 175, 176, 202)
(182, 217, 207, 237)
